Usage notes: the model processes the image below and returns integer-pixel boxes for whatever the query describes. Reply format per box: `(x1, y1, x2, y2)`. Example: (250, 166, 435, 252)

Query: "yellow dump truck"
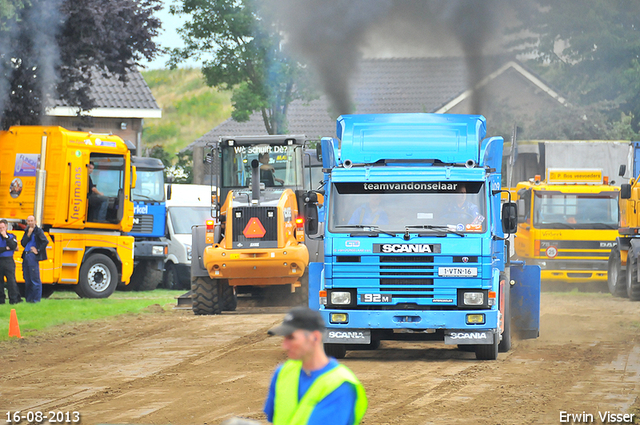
(0, 126, 136, 298)
(190, 135, 310, 314)
(514, 169, 619, 284)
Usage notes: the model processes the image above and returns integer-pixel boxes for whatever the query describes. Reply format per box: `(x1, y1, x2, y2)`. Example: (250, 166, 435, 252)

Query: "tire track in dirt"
(1, 294, 639, 425)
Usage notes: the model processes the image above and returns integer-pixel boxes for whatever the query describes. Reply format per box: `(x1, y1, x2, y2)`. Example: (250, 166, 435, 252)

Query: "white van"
(161, 184, 215, 289)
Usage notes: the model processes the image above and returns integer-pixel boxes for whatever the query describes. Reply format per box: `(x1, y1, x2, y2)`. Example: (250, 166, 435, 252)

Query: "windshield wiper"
(404, 224, 464, 237)
(335, 225, 396, 237)
(541, 223, 576, 229)
(133, 194, 161, 202)
(588, 223, 617, 229)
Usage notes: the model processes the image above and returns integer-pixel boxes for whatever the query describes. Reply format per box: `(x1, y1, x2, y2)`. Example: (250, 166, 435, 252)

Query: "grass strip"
(0, 289, 183, 341)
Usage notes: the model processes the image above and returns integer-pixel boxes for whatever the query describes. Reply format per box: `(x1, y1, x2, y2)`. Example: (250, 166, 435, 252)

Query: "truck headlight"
(186, 244, 192, 261)
(330, 291, 351, 305)
(152, 246, 164, 256)
(463, 292, 484, 306)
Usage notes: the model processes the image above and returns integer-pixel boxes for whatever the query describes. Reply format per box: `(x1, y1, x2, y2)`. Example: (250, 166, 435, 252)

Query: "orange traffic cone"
(9, 308, 22, 339)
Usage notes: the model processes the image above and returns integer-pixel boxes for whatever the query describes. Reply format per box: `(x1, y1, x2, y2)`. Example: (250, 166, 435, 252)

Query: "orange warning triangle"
(9, 309, 22, 339)
(243, 217, 266, 238)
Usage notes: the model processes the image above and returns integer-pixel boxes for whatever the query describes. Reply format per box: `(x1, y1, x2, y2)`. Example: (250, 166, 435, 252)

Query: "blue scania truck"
(304, 113, 541, 360)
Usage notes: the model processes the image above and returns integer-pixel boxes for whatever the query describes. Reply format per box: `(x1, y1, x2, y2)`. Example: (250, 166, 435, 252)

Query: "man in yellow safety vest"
(264, 306, 367, 425)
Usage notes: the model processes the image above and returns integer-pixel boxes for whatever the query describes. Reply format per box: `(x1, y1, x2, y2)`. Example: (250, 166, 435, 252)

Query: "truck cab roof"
(337, 113, 486, 165)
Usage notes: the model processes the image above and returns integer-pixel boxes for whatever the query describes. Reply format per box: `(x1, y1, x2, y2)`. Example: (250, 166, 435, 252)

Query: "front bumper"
(203, 242, 309, 286)
(134, 240, 168, 261)
(321, 308, 498, 344)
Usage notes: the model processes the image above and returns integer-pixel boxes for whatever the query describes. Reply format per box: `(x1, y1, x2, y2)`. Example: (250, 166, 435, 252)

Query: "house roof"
(188, 56, 564, 149)
(46, 68, 162, 119)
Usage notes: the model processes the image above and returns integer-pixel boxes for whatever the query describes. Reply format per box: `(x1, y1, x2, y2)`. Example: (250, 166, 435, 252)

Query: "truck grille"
(540, 259, 608, 271)
(132, 214, 154, 233)
(231, 206, 278, 248)
(330, 253, 485, 309)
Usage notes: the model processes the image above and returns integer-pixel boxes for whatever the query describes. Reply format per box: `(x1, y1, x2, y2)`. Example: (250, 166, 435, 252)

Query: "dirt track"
(1, 292, 639, 425)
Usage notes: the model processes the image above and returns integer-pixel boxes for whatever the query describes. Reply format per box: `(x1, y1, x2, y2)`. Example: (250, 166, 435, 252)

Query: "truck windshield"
(533, 191, 618, 229)
(132, 170, 165, 202)
(170, 206, 214, 234)
(220, 144, 303, 188)
(328, 181, 486, 233)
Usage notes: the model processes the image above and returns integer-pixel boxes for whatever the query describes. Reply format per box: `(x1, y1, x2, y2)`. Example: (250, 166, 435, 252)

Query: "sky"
(143, 1, 200, 70)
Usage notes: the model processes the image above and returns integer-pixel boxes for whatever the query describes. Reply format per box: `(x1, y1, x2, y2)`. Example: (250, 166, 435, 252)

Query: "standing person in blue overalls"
(0, 219, 22, 304)
(20, 215, 48, 303)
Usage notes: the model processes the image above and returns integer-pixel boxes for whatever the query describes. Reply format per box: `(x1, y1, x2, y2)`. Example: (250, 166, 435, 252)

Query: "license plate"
(438, 267, 478, 277)
(360, 294, 393, 303)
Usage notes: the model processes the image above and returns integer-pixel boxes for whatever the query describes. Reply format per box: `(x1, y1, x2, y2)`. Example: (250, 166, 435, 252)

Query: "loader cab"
(87, 154, 128, 224)
(217, 135, 306, 210)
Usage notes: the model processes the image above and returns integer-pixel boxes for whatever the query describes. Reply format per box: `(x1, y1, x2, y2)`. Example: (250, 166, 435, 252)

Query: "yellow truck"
(514, 169, 619, 284)
(190, 135, 310, 314)
(0, 126, 136, 298)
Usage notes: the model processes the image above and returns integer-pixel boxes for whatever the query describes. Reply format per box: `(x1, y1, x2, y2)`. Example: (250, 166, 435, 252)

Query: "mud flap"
(308, 262, 323, 310)
(510, 261, 540, 340)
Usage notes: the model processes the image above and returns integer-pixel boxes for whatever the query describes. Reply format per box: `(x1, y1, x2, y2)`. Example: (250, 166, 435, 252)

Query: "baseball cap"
(268, 306, 326, 336)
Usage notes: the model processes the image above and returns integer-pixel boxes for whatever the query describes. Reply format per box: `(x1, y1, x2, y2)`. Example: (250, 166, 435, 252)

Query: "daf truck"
(514, 169, 619, 285)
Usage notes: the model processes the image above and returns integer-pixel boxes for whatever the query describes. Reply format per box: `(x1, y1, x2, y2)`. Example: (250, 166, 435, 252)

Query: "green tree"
(168, 0, 316, 134)
(508, 0, 640, 133)
(148, 145, 193, 183)
(0, 0, 162, 129)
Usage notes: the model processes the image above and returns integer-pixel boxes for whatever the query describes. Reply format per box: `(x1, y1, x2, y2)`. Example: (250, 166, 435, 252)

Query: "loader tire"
(192, 276, 222, 315)
(626, 247, 640, 301)
(221, 280, 237, 311)
(128, 261, 162, 291)
(608, 246, 628, 297)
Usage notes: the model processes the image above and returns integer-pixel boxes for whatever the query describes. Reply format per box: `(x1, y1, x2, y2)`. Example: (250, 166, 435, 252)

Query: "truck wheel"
(291, 272, 309, 306)
(128, 261, 163, 291)
(608, 247, 628, 297)
(221, 280, 237, 311)
(324, 343, 347, 359)
(192, 276, 222, 315)
(498, 276, 512, 353)
(76, 254, 118, 298)
(161, 262, 179, 290)
(626, 247, 640, 301)
(457, 344, 476, 352)
(475, 335, 499, 360)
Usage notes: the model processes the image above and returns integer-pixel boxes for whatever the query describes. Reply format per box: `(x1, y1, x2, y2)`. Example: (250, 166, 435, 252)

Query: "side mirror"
(621, 183, 632, 199)
(501, 202, 518, 234)
(303, 191, 319, 235)
(305, 204, 319, 235)
(166, 184, 172, 201)
(619, 164, 626, 177)
(131, 165, 137, 189)
(315, 143, 322, 162)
